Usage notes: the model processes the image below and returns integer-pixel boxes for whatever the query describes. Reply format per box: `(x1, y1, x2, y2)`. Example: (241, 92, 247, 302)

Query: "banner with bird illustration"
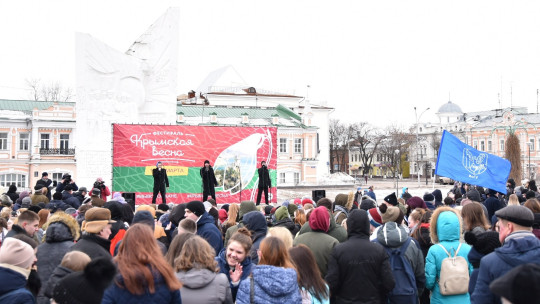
(435, 130, 511, 194)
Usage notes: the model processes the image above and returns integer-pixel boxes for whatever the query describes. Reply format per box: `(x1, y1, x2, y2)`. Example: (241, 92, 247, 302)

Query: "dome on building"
(437, 101, 462, 114)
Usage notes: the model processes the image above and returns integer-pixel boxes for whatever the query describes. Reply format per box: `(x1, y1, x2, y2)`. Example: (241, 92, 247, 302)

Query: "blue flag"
(435, 130, 511, 193)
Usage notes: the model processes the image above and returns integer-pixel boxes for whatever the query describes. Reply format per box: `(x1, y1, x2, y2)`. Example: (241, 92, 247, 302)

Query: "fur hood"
(429, 206, 463, 244)
(42, 211, 80, 241)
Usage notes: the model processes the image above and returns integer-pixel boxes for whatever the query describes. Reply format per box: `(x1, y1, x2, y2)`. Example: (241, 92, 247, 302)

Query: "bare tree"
(350, 122, 383, 176)
(379, 125, 413, 177)
(25, 78, 73, 102)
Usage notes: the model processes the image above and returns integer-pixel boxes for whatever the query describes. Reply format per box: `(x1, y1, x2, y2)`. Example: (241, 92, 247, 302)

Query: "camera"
(94, 180, 105, 190)
(62, 174, 72, 184)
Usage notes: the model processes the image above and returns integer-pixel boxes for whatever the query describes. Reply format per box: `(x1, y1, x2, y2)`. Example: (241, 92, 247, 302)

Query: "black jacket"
(152, 168, 169, 188)
(273, 217, 299, 237)
(200, 166, 218, 190)
(257, 166, 271, 188)
(70, 234, 111, 261)
(325, 209, 395, 304)
(36, 178, 53, 201)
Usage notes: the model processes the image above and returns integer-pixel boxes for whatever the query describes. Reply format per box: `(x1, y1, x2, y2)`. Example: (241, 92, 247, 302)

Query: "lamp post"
(414, 107, 430, 187)
(395, 149, 400, 197)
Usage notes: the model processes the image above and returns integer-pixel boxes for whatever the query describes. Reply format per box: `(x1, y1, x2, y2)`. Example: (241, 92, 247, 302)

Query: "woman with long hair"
(102, 224, 182, 303)
(165, 232, 195, 269)
(294, 209, 306, 232)
(289, 244, 329, 304)
(410, 209, 432, 304)
(507, 194, 520, 206)
(461, 202, 490, 237)
(222, 203, 239, 238)
(524, 198, 540, 239)
(267, 226, 293, 249)
(175, 236, 232, 303)
(216, 228, 254, 302)
(36, 209, 50, 242)
(236, 236, 301, 304)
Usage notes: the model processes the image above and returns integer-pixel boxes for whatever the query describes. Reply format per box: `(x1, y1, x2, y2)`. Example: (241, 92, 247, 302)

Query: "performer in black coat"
(200, 160, 218, 202)
(152, 161, 169, 204)
(256, 161, 271, 205)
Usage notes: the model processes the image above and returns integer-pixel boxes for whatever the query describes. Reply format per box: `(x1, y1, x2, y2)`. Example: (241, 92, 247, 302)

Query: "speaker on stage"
(312, 190, 326, 204)
(122, 193, 135, 211)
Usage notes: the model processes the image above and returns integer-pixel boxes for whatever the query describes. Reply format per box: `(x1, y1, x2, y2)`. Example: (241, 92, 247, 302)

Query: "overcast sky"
(2, 0, 540, 128)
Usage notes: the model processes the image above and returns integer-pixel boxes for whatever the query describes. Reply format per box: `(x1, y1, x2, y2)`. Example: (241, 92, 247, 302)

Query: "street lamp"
(527, 142, 532, 180)
(395, 149, 400, 197)
(414, 107, 430, 187)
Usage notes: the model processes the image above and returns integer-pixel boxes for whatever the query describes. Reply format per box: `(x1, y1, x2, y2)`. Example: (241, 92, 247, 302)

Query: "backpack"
(383, 237, 418, 304)
(437, 243, 470, 295)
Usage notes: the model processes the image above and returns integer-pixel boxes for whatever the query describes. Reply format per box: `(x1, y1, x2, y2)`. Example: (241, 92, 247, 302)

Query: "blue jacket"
(102, 271, 181, 304)
(0, 266, 35, 304)
(425, 210, 472, 304)
(242, 211, 268, 265)
(61, 192, 80, 209)
(196, 212, 223, 255)
(471, 231, 540, 304)
(367, 190, 376, 201)
(236, 265, 301, 304)
(216, 248, 254, 301)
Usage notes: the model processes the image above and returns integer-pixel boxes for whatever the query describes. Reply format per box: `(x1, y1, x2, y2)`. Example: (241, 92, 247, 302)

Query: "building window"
(40, 134, 50, 149)
(0, 174, 26, 188)
(294, 172, 300, 184)
(52, 172, 65, 185)
(500, 139, 505, 151)
(530, 139, 535, 151)
(60, 134, 69, 152)
(480, 141, 485, 151)
(279, 172, 286, 184)
(19, 133, 29, 151)
(0, 133, 7, 150)
(279, 138, 287, 153)
(488, 140, 492, 151)
(473, 140, 478, 150)
(294, 138, 302, 153)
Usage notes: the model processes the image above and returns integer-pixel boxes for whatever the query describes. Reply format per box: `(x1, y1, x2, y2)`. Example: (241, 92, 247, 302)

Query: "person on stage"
(256, 161, 271, 205)
(200, 160, 218, 202)
(152, 161, 169, 204)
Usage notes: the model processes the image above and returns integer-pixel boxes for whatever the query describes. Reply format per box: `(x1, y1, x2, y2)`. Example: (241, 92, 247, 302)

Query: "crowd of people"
(0, 175, 539, 304)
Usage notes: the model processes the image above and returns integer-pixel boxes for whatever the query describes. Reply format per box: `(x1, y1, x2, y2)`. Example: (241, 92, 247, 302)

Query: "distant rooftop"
(0, 99, 74, 113)
(437, 101, 463, 114)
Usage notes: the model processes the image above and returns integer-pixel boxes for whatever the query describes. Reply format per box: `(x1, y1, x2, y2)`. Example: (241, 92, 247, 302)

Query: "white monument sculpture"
(75, 8, 179, 190)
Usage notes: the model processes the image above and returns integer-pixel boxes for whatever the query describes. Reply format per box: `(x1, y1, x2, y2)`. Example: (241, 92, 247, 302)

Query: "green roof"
(0, 99, 74, 113)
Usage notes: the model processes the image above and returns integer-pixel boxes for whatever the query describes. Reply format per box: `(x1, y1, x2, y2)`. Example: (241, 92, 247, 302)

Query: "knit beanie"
(384, 193, 398, 206)
(239, 201, 257, 219)
(221, 204, 230, 213)
(334, 194, 348, 207)
(301, 198, 313, 206)
(368, 207, 383, 227)
(21, 196, 32, 209)
(169, 204, 186, 226)
(407, 196, 428, 210)
(423, 193, 435, 202)
(293, 198, 302, 205)
(309, 206, 330, 232)
(380, 204, 404, 224)
(136, 205, 156, 218)
(218, 209, 228, 224)
(0, 238, 35, 269)
(275, 206, 290, 221)
(466, 189, 481, 202)
(264, 205, 273, 215)
(287, 203, 298, 217)
(53, 257, 116, 304)
(489, 263, 540, 304)
(132, 210, 155, 230)
(185, 201, 205, 217)
(464, 231, 501, 255)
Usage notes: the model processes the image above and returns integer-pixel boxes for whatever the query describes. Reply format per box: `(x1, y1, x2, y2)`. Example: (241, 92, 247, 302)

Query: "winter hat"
(464, 231, 501, 255)
(384, 193, 398, 206)
(489, 263, 540, 304)
(0, 238, 35, 269)
(368, 207, 383, 227)
(275, 206, 290, 221)
(423, 192, 435, 202)
(185, 201, 205, 217)
(53, 192, 63, 200)
(239, 201, 257, 219)
(281, 200, 290, 207)
(91, 188, 101, 196)
(79, 187, 88, 193)
(42, 172, 48, 177)
(82, 208, 116, 234)
(169, 204, 186, 226)
(136, 205, 156, 218)
(293, 198, 302, 205)
(221, 204, 230, 213)
(21, 196, 32, 208)
(218, 209, 228, 224)
(64, 185, 73, 192)
(157, 204, 169, 212)
(287, 203, 298, 217)
(380, 204, 404, 224)
(309, 206, 330, 233)
(407, 196, 428, 210)
(466, 188, 481, 202)
(203, 201, 213, 213)
(334, 194, 348, 207)
(64, 208, 77, 216)
(264, 205, 273, 215)
(526, 190, 536, 199)
(301, 198, 313, 206)
(357, 187, 362, 191)
(53, 257, 116, 304)
(495, 205, 535, 227)
(132, 210, 155, 230)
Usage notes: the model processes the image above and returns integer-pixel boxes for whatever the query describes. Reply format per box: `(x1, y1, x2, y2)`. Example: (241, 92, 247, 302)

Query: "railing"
(40, 148, 75, 155)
